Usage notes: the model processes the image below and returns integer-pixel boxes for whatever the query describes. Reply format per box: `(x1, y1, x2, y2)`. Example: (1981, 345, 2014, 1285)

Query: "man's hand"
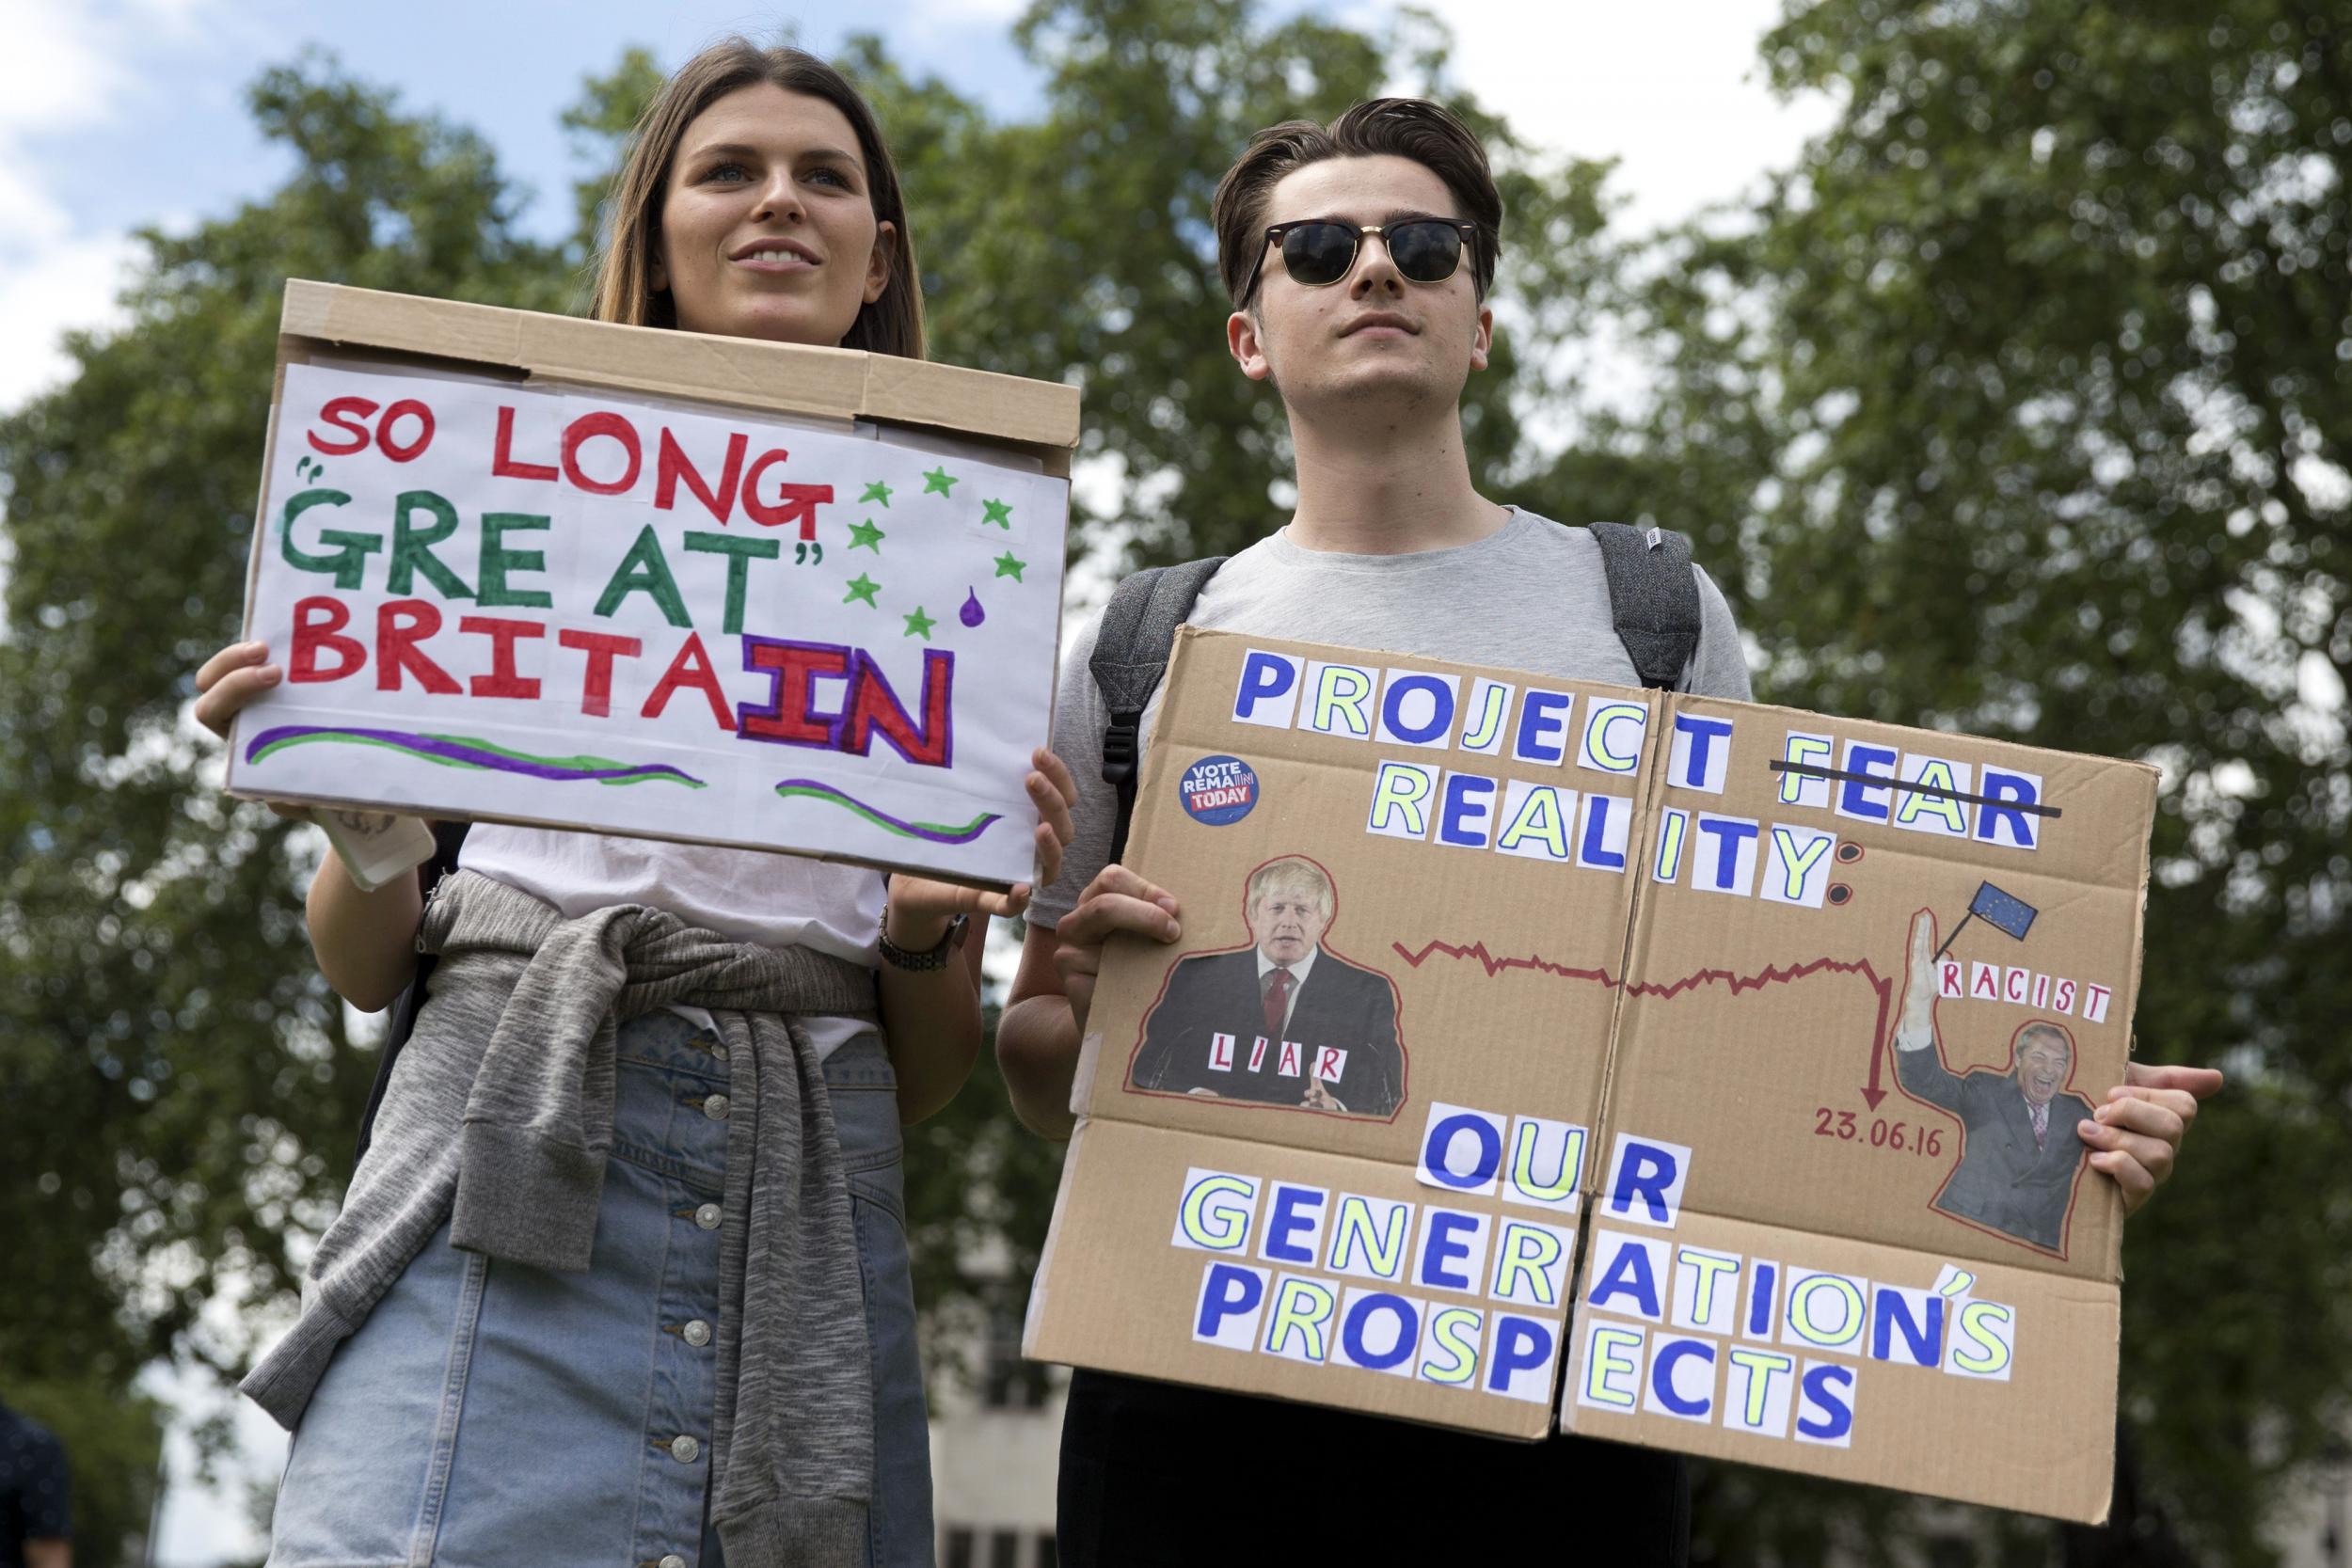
(1300, 1080, 1347, 1114)
(1052, 864, 1183, 1037)
(1898, 908, 1939, 1042)
(2079, 1061, 2224, 1213)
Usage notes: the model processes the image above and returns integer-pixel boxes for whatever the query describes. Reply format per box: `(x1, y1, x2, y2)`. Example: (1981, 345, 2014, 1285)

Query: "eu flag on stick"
(1933, 881, 2039, 959)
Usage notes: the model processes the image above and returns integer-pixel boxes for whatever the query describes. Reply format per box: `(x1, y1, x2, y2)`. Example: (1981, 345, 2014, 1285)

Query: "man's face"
(1248, 884, 1330, 967)
(1228, 154, 1493, 418)
(2017, 1030, 2072, 1107)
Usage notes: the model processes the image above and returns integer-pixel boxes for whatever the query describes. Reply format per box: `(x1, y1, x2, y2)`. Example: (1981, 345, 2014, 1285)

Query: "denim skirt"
(268, 1010, 933, 1568)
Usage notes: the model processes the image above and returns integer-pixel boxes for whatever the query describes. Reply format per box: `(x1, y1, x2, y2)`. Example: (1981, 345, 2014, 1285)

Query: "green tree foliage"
(1584, 2, 2350, 1559)
(851, 0, 1616, 565)
(560, 46, 669, 272)
(0, 55, 564, 1533)
(2, 1376, 163, 1568)
(900, 1007, 1068, 1393)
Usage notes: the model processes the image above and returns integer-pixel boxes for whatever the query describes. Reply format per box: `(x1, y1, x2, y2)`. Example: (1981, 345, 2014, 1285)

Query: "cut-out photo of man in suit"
(1128, 855, 1404, 1117)
(1894, 908, 2096, 1252)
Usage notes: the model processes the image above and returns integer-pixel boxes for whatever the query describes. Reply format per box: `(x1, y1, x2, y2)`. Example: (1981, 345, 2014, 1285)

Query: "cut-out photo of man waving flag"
(1895, 907, 2097, 1251)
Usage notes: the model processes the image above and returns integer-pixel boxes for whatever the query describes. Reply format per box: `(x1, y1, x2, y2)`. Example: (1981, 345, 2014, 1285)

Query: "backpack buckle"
(1101, 712, 1142, 786)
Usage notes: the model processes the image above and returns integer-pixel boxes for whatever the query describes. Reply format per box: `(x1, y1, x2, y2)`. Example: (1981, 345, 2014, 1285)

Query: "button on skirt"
(266, 1010, 932, 1568)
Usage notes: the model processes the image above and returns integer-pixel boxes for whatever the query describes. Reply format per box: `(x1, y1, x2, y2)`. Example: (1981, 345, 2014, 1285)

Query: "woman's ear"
(648, 232, 669, 295)
(865, 220, 897, 306)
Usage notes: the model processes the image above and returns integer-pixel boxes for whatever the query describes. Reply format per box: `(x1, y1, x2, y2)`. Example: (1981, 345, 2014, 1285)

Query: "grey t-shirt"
(1030, 507, 1754, 928)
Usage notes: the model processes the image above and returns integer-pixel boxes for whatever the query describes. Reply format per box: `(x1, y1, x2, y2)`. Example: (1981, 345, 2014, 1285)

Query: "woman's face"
(652, 83, 894, 346)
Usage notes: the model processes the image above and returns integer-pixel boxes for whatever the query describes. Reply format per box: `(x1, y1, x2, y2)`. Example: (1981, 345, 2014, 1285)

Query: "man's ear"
(1229, 308, 1274, 383)
(865, 220, 897, 305)
(1468, 301, 1495, 373)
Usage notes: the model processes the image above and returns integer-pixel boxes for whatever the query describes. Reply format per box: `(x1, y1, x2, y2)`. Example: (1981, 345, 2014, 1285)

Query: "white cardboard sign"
(228, 361, 1069, 884)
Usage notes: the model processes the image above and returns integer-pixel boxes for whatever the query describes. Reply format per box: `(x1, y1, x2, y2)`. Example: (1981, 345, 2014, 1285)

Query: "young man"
(997, 99, 2217, 1564)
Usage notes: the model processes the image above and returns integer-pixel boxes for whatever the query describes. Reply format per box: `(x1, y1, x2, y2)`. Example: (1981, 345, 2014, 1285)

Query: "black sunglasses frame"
(1240, 217, 1481, 302)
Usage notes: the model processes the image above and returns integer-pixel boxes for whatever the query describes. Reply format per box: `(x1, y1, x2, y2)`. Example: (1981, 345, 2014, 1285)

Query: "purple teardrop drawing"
(960, 588, 985, 627)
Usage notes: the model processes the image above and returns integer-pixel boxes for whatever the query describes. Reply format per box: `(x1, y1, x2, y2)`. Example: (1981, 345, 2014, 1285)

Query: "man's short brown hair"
(1211, 97, 1503, 309)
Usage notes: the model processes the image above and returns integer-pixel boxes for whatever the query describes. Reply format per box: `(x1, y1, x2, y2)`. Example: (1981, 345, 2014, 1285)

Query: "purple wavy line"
(244, 725, 703, 784)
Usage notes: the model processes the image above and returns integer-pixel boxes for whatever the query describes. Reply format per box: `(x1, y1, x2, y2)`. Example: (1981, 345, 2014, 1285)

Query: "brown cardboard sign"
(1025, 628, 2154, 1522)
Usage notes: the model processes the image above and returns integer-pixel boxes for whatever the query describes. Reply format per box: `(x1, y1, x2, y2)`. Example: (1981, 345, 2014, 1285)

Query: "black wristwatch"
(878, 907, 969, 971)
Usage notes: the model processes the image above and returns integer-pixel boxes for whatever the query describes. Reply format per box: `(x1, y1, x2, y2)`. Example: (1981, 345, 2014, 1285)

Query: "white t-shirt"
(460, 825, 882, 1059)
(1032, 508, 1754, 929)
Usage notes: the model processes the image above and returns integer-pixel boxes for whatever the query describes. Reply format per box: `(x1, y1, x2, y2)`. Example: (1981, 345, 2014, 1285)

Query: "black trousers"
(1054, 1370, 1690, 1565)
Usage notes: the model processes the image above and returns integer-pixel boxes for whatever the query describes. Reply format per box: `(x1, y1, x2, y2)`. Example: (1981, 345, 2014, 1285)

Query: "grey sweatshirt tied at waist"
(240, 869, 883, 1568)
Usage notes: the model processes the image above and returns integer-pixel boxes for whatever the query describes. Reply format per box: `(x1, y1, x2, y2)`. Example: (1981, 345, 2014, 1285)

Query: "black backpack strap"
(352, 818, 469, 1168)
(1091, 557, 1228, 864)
(1589, 521, 1703, 689)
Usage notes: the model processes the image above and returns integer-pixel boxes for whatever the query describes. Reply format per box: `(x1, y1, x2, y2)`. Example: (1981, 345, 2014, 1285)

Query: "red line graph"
(1390, 927, 2095, 1258)
(1391, 940, 1898, 1092)
(1390, 938, 1615, 985)
(1627, 953, 1892, 1013)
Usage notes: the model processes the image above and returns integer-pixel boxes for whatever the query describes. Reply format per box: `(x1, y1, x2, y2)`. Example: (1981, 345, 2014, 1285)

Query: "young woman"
(194, 40, 1071, 1568)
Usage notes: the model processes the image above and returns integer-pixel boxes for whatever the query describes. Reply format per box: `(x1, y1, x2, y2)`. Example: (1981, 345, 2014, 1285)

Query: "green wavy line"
(427, 734, 649, 772)
(250, 730, 704, 787)
(771, 784, 997, 841)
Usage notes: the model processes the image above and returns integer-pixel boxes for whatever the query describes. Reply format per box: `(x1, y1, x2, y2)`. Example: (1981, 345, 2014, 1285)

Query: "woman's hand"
(197, 640, 428, 1007)
(883, 747, 1078, 941)
(1050, 863, 1183, 1040)
(878, 748, 1079, 1122)
(193, 640, 307, 819)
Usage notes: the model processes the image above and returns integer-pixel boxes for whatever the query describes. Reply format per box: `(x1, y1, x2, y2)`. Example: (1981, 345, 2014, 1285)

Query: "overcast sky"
(0, 1, 1833, 1559)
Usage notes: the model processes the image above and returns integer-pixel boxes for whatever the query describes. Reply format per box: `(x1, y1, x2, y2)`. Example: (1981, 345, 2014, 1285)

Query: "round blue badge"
(1178, 754, 1260, 826)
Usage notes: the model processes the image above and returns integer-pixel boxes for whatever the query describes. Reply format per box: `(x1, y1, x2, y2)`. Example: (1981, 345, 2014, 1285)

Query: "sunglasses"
(1242, 217, 1480, 300)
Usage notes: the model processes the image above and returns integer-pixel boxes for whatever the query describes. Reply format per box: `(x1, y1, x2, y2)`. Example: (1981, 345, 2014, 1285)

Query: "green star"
(980, 498, 1013, 529)
(847, 517, 885, 552)
(859, 480, 892, 508)
(993, 550, 1026, 581)
(902, 606, 936, 640)
(922, 466, 958, 497)
(842, 573, 881, 607)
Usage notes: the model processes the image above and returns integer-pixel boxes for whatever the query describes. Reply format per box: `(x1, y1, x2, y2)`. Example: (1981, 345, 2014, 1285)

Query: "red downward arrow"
(1860, 1031, 1888, 1110)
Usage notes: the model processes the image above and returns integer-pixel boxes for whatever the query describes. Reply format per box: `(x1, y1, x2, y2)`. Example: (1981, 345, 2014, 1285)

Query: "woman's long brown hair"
(589, 40, 925, 359)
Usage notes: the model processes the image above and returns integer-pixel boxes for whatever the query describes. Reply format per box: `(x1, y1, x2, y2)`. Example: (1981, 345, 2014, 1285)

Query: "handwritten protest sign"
(1026, 629, 2155, 1521)
(226, 284, 1075, 887)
